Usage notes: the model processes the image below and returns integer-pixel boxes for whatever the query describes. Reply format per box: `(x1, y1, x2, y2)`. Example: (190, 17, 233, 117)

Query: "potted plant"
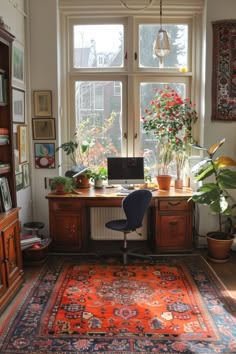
(190, 138, 236, 262)
(156, 142, 175, 190)
(141, 86, 198, 188)
(50, 176, 75, 194)
(90, 167, 107, 189)
(56, 133, 94, 188)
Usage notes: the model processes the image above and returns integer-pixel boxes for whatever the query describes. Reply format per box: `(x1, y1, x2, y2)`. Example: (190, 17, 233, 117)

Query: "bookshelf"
(0, 20, 24, 313)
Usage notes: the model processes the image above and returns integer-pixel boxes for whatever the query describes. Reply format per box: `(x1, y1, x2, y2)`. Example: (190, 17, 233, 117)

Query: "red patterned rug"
(1, 255, 236, 353)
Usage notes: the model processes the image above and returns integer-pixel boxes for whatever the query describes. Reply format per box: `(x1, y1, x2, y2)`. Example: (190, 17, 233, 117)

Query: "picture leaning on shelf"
(0, 177, 12, 211)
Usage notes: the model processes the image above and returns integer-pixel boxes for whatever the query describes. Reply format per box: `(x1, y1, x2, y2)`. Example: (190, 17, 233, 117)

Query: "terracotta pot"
(76, 174, 90, 188)
(174, 179, 183, 189)
(207, 231, 234, 263)
(55, 183, 67, 195)
(156, 175, 172, 190)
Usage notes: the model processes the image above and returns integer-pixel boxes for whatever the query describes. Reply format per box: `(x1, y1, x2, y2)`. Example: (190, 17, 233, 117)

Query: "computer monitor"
(107, 157, 144, 187)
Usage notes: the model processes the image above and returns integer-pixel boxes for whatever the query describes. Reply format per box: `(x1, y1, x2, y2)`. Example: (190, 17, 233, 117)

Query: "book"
(20, 236, 41, 245)
(0, 128, 9, 135)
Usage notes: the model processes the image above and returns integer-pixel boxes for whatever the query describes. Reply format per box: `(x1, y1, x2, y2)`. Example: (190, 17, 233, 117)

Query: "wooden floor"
(1, 247, 236, 325)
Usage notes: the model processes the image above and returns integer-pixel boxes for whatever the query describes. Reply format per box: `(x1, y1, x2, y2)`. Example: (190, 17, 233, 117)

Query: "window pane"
(75, 81, 122, 168)
(140, 82, 186, 176)
(139, 24, 188, 69)
(73, 25, 124, 68)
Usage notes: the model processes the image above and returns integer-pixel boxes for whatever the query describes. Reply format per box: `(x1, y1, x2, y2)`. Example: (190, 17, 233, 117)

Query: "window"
(61, 6, 201, 175)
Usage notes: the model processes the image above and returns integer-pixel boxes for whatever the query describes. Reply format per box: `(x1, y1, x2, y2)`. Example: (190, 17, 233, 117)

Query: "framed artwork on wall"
(32, 118, 56, 140)
(33, 90, 52, 117)
(18, 125, 27, 164)
(212, 20, 236, 121)
(12, 41, 24, 86)
(12, 88, 25, 123)
(0, 177, 12, 211)
(22, 163, 30, 188)
(34, 143, 55, 169)
(15, 172, 23, 191)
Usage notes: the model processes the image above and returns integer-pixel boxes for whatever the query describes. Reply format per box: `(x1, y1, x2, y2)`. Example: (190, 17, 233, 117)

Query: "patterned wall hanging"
(212, 20, 236, 121)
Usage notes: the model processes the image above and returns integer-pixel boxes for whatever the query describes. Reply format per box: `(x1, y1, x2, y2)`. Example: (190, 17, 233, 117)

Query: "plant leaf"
(208, 138, 225, 156)
(214, 156, 236, 168)
(218, 169, 236, 189)
(194, 164, 214, 181)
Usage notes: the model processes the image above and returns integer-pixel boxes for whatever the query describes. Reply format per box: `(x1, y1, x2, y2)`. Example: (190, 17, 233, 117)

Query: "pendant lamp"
(153, 0, 170, 67)
(120, 0, 153, 11)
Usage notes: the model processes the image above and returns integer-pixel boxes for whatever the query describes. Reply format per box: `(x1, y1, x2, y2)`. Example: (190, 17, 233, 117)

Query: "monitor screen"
(107, 157, 144, 186)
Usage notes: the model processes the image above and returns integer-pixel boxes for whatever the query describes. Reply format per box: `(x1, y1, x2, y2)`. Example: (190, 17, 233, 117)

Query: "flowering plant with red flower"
(141, 86, 198, 178)
(141, 86, 198, 152)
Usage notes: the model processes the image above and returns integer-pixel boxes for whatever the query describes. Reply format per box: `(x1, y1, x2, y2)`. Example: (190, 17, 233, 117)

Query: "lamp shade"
(153, 29, 170, 59)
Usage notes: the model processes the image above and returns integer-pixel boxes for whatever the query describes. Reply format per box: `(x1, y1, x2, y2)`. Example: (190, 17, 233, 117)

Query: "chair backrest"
(122, 189, 152, 230)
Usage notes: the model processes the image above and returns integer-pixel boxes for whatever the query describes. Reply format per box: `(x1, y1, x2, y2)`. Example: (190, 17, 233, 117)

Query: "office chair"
(105, 189, 152, 265)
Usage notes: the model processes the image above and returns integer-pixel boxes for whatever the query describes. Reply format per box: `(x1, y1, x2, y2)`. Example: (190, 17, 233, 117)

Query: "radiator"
(90, 207, 147, 240)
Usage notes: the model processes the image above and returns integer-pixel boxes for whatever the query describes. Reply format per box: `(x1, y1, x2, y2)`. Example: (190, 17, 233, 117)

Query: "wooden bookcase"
(0, 21, 24, 313)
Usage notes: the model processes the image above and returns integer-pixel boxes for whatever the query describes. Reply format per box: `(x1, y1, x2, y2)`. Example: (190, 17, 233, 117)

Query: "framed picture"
(18, 125, 27, 164)
(33, 90, 52, 117)
(12, 41, 24, 86)
(34, 143, 55, 169)
(15, 172, 23, 191)
(0, 177, 12, 211)
(32, 118, 56, 140)
(0, 72, 7, 104)
(22, 163, 30, 188)
(212, 20, 236, 121)
(12, 88, 25, 123)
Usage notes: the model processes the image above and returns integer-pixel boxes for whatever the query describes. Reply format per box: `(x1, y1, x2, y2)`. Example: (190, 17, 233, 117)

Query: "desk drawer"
(159, 199, 191, 211)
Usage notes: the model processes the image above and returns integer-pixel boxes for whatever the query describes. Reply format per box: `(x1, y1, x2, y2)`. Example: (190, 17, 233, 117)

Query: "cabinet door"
(2, 219, 22, 287)
(51, 210, 82, 251)
(155, 212, 192, 252)
(0, 235, 7, 297)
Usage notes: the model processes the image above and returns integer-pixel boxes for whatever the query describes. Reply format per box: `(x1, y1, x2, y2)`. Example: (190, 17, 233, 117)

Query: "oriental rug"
(1, 255, 236, 353)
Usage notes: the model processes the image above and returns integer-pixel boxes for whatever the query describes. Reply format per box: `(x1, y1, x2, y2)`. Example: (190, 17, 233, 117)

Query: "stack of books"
(0, 128, 9, 145)
(0, 162, 10, 173)
(20, 235, 42, 250)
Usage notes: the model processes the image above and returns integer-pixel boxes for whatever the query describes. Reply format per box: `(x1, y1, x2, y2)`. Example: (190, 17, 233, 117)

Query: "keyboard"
(116, 188, 133, 196)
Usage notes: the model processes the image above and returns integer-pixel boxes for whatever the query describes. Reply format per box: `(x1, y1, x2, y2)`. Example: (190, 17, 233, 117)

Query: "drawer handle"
(59, 203, 73, 208)
(168, 201, 181, 206)
(169, 221, 178, 226)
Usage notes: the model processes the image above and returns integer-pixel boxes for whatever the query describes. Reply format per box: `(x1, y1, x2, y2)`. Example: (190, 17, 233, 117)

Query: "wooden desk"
(46, 187, 193, 254)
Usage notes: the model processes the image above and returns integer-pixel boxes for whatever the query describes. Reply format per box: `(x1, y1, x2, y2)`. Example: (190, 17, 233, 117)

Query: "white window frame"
(59, 8, 202, 163)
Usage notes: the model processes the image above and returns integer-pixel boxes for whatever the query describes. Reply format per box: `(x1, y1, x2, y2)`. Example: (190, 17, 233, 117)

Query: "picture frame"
(15, 172, 23, 191)
(22, 163, 30, 188)
(33, 90, 52, 117)
(12, 41, 24, 86)
(0, 177, 12, 211)
(18, 125, 27, 164)
(32, 118, 56, 140)
(34, 143, 55, 169)
(12, 88, 25, 123)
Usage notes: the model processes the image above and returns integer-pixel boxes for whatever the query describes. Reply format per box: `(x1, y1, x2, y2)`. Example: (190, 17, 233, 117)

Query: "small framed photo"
(12, 41, 24, 86)
(15, 172, 23, 191)
(22, 163, 30, 188)
(12, 88, 25, 123)
(33, 90, 52, 117)
(34, 143, 55, 169)
(18, 125, 27, 164)
(32, 118, 56, 140)
(0, 177, 12, 211)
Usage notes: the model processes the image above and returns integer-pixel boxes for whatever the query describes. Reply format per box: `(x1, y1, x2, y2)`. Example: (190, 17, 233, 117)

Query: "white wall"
(28, 0, 59, 237)
(197, 0, 236, 237)
(1, 0, 33, 232)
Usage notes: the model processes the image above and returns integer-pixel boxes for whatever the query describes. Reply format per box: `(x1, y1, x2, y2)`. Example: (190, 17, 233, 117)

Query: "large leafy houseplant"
(190, 138, 236, 261)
